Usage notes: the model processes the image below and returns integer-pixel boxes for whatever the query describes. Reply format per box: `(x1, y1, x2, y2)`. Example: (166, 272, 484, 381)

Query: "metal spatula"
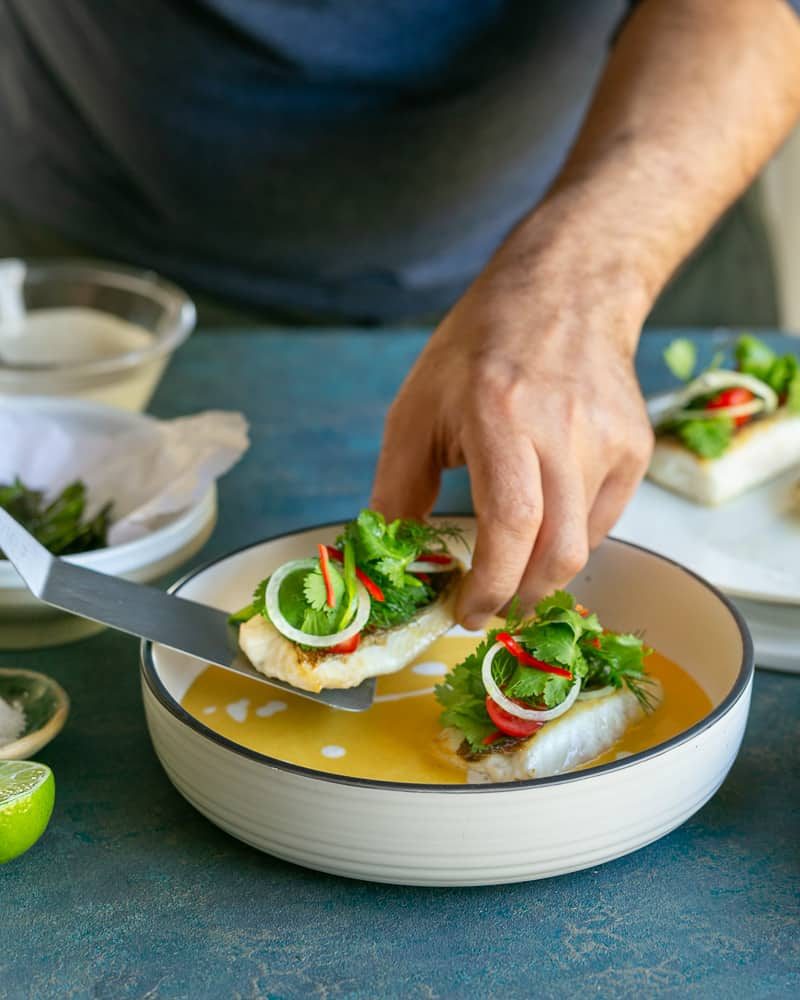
(0, 508, 375, 711)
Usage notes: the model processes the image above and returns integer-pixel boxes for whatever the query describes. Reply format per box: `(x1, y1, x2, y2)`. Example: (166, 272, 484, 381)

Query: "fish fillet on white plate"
(649, 411, 800, 506)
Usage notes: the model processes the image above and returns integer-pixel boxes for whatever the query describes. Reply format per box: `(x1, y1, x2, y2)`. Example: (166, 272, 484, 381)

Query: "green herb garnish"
(228, 509, 465, 635)
(435, 590, 653, 753)
(337, 510, 464, 630)
(676, 416, 734, 459)
(663, 338, 697, 381)
(0, 478, 111, 558)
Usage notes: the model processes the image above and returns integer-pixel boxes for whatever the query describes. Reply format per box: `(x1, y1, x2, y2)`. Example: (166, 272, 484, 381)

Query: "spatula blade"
(0, 508, 375, 711)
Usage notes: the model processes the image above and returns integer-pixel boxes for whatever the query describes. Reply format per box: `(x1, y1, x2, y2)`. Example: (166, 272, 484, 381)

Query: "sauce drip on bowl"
(181, 631, 712, 784)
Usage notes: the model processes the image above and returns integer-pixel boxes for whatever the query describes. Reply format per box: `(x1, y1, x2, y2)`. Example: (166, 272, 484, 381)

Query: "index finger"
(456, 424, 543, 629)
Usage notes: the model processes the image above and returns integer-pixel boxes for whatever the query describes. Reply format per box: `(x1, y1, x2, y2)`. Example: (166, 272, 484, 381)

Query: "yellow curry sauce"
(181, 630, 712, 784)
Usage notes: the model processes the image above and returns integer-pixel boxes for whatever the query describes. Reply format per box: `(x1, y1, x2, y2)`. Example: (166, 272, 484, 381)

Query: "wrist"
(482, 188, 655, 360)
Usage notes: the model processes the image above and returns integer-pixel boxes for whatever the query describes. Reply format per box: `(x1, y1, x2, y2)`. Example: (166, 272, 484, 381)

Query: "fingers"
(587, 461, 647, 549)
(456, 425, 543, 629)
(370, 397, 441, 521)
(515, 453, 589, 611)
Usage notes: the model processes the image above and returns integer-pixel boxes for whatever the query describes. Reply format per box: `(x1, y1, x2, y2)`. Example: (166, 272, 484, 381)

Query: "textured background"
(1, 329, 798, 999)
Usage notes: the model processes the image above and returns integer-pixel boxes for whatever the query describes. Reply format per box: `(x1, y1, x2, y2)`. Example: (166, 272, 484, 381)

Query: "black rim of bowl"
(140, 517, 754, 794)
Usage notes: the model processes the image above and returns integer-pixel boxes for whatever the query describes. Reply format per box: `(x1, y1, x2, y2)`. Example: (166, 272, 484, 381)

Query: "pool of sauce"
(181, 631, 712, 784)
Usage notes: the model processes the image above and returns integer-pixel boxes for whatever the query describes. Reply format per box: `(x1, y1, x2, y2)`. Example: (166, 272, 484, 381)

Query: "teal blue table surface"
(1, 329, 798, 999)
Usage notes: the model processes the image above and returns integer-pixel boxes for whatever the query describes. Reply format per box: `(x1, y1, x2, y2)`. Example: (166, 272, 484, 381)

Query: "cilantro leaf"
(534, 590, 574, 616)
(303, 564, 345, 611)
(764, 353, 797, 397)
(374, 556, 407, 588)
(517, 622, 578, 670)
(663, 338, 697, 381)
(677, 416, 733, 458)
(735, 334, 775, 381)
(337, 510, 463, 630)
(300, 607, 340, 636)
(582, 631, 655, 710)
(437, 591, 656, 751)
(543, 674, 572, 708)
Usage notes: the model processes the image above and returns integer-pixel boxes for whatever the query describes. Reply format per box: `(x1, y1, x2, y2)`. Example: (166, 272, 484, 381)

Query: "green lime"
(0, 760, 55, 864)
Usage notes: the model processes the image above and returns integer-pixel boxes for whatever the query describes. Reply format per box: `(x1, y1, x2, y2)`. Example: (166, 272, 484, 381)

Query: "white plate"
(141, 520, 752, 886)
(728, 595, 799, 673)
(0, 398, 217, 648)
(613, 469, 800, 605)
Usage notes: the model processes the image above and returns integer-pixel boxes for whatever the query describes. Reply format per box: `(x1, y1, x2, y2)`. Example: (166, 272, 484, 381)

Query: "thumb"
(370, 402, 442, 520)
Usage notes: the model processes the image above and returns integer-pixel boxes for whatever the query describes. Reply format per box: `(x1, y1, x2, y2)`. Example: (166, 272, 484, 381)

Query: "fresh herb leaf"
(534, 590, 575, 616)
(437, 592, 655, 751)
(338, 510, 463, 630)
(663, 338, 697, 381)
(300, 607, 340, 636)
(582, 632, 655, 710)
(436, 632, 500, 746)
(0, 478, 111, 558)
(677, 417, 734, 458)
(303, 563, 345, 611)
(765, 353, 796, 395)
(735, 334, 775, 381)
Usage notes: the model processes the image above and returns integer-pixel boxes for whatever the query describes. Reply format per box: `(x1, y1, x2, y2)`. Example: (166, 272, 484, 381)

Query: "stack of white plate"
(614, 469, 800, 672)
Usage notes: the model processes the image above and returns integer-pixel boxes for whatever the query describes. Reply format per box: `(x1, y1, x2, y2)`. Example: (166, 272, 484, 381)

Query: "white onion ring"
(649, 370, 778, 426)
(481, 641, 581, 722)
(577, 685, 615, 701)
(265, 559, 371, 647)
(673, 399, 765, 421)
(407, 558, 455, 573)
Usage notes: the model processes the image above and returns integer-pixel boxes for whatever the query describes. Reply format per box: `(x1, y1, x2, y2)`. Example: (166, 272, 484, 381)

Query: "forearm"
(500, 0, 800, 350)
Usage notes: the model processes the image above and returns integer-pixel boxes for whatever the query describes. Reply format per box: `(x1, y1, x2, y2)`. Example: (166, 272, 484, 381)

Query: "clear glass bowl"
(0, 258, 196, 410)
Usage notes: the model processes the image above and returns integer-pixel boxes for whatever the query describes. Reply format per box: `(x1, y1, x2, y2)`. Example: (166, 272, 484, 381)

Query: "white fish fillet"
(435, 681, 661, 783)
(238, 572, 462, 692)
(648, 411, 800, 505)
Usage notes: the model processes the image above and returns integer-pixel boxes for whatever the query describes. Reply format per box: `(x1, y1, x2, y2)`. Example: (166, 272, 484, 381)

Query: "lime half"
(0, 760, 55, 864)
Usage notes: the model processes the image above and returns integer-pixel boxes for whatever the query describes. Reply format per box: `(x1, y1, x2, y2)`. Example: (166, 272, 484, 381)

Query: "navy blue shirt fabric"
(2, 1, 792, 321)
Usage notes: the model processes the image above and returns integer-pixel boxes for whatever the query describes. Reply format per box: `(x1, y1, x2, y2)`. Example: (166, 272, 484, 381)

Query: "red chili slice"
(419, 552, 454, 564)
(496, 631, 573, 679)
(485, 696, 544, 740)
(705, 386, 756, 428)
(317, 543, 336, 607)
(415, 572, 431, 584)
(327, 632, 361, 655)
(325, 546, 385, 602)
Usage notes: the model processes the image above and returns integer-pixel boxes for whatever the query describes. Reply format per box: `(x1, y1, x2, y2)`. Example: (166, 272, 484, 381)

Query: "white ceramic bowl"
(141, 520, 753, 887)
(0, 258, 195, 411)
(0, 399, 217, 649)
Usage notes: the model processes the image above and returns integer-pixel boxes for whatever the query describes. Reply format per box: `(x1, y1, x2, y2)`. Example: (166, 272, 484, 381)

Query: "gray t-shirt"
(0, 1, 626, 321)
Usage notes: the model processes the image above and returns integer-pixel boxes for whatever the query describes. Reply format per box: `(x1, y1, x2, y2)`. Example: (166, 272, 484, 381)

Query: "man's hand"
(371, 210, 654, 628)
(373, 0, 800, 628)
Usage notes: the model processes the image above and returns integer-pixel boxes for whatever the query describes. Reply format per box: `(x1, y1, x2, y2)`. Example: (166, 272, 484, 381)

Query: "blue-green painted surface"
(1, 329, 798, 1000)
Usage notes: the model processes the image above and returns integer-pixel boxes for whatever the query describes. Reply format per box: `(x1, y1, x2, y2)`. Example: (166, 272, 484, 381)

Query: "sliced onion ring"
(649, 370, 778, 427)
(265, 559, 370, 647)
(407, 558, 455, 573)
(481, 641, 581, 722)
(673, 399, 765, 421)
(577, 685, 615, 701)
